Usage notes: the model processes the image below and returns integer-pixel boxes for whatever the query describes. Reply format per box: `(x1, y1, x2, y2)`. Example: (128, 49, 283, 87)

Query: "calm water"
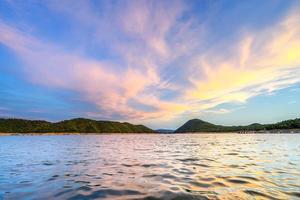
(0, 134, 300, 200)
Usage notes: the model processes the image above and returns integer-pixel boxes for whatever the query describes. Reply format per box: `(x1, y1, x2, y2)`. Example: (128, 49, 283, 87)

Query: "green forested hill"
(0, 118, 155, 133)
(1, 117, 299, 134)
(175, 118, 300, 133)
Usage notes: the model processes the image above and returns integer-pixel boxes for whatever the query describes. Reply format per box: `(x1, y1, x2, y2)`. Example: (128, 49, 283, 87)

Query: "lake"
(0, 134, 300, 200)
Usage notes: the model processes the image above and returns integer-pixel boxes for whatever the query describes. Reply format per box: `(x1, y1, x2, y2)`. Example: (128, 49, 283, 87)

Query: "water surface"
(0, 134, 300, 199)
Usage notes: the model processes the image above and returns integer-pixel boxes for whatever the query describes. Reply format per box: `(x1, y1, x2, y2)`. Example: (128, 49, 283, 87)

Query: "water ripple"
(0, 134, 299, 200)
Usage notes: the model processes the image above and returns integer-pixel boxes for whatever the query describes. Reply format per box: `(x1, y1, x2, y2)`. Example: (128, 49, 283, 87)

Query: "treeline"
(175, 118, 300, 133)
(264, 118, 300, 130)
(0, 118, 155, 133)
(1, 117, 299, 134)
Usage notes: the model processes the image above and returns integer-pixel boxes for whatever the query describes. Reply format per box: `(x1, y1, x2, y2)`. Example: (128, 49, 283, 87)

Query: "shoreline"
(0, 132, 159, 136)
(1, 131, 300, 136)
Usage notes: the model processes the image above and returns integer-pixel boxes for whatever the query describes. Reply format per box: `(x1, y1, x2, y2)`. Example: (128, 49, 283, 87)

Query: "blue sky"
(0, 0, 300, 129)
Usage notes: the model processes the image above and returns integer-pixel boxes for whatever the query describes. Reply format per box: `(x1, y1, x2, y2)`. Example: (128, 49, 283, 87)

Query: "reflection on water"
(0, 134, 300, 200)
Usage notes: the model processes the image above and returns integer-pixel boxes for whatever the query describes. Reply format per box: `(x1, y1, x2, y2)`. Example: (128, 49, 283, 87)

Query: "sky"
(0, 0, 300, 129)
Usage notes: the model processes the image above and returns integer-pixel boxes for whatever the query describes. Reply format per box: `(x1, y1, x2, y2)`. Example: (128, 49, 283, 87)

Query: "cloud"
(203, 108, 231, 115)
(0, 107, 10, 111)
(186, 9, 300, 111)
(0, 19, 154, 119)
(1, 1, 300, 126)
(0, 0, 190, 121)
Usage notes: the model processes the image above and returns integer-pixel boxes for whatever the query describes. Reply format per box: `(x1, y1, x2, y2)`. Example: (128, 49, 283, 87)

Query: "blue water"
(0, 134, 300, 199)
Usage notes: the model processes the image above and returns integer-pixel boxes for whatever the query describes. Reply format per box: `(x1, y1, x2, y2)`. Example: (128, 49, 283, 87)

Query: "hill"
(0, 118, 155, 134)
(175, 118, 300, 133)
(175, 119, 223, 133)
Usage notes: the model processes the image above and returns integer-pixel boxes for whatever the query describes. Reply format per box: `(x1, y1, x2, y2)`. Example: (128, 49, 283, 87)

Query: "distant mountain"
(156, 129, 175, 133)
(175, 119, 225, 133)
(1, 117, 300, 134)
(175, 118, 300, 133)
(0, 118, 155, 133)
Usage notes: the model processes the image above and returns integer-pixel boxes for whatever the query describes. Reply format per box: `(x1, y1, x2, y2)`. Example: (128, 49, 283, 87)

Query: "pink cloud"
(1, 1, 300, 127)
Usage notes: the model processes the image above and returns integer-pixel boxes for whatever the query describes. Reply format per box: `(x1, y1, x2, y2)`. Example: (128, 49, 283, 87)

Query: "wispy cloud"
(0, 1, 300, 126)
(185, 9, 300, 112)
(203, 108, 231, 115)
(0, 0, 190, 121)
(0, 107, 10, 111)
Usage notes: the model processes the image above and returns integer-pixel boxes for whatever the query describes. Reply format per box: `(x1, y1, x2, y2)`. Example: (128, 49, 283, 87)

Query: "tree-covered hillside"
(0, 118, 155, 133)
(175, 118, 300, 133)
